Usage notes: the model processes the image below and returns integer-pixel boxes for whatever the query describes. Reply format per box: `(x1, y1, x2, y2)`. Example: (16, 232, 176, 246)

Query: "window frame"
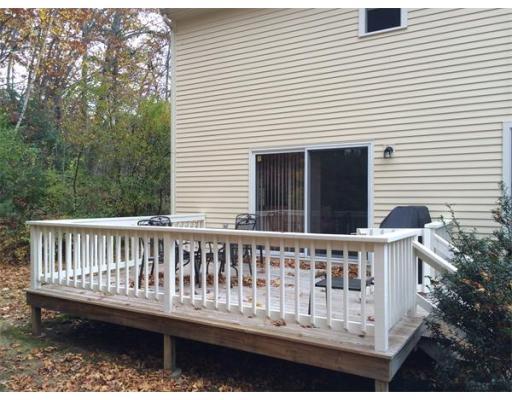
(358, 8, 408, 37)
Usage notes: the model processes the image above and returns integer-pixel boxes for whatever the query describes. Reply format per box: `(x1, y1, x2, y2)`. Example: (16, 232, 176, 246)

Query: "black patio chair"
(215, 213, 258, 279)
(308, 276, 374, 314)
(137, 216, 202, 287)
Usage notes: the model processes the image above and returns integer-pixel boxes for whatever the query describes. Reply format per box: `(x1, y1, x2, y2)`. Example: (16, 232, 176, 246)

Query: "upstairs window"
(359, 8, 407, 36)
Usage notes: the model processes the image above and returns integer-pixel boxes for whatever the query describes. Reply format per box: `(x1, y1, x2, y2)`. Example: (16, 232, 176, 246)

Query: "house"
(163, 8, 512, 235)
(26, 8, 510, 391)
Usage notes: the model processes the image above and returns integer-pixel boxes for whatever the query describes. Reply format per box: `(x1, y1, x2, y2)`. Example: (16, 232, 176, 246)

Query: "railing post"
(30, 227, 41, 289)
(422, 225, 433, 292)
(374, 243, 389, 352)
(409, 236, 418, 317)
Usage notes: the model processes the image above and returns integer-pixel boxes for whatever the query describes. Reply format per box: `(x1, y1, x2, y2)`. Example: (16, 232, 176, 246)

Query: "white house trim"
(169, 21, 177, 214)
(358, 8, 408, 37)
(249, 141, 374, 233)
(503, 122, 512, 193)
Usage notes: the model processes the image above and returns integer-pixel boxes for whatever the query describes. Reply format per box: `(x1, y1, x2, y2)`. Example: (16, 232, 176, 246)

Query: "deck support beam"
(31, 306, 42, 337)
(27, 290, 424, 384)
(163, 334, 181, 377)
(375, 380, 389, 392)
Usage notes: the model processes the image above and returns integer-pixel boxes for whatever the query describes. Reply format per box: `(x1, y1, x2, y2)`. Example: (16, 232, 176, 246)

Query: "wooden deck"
(26, 216, 446, 391)
(26, 260, 426, 390)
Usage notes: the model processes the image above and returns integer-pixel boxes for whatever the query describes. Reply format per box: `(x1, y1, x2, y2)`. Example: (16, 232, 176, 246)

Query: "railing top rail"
(357, 228, 423, 237)
(424, 219, 452, 230)
(27, 213, 206, 226)
(26, 219, 419, 244)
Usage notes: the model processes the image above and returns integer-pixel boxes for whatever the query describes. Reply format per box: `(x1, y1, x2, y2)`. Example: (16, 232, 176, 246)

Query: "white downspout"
(169, 20, 177, 215)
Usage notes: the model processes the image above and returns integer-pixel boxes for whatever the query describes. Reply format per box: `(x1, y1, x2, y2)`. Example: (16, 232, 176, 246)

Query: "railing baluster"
(99, 233, 104, 292)
(93, 233, 98, 291)
(399, 241, 404, 319)
(154, 234, 160, 301)
(201, 235, 207, 307)
(294, 239, 300, 323)
(265, 239, 271, 318)
(179, 236, 184, 304)
(80, 232, 86, 289)
(115, 234, 121, 294)
(144, 233, 149, 298)
(42, 228, 46, 283)
(252, 239, 257, 316)
(77, 232, 82, 288)
(46, 228, 51, 283)
(387, 242, 391, 323)
(309, 241, 316, 324)
(401, 241, 406, 319)
(238, 238, 243, 314)
(214, 236, 219, 309)
(401, 241, 405, 321)
(190, 234, 195, 304)
(57, 229, 62, 284)
(107, 233, 112, 293)
(370, 250, 375, 294)
(279, 239, 285, 319)
(326, 242, 332, 328)
(73, 230, 79, 288)
(343, 243, 349, 330)
(357, 248, 362, 280)
(88, 232, 92, 289)
(49, 230, 54, 284)
(170, 239, 176, 304)
(164, 234, 171, 312)
(73, 230, 80, 287)
(390, 241, 396, 324)
(86, 233, 92, 290)
(401, 241, 405, 320)
(404, 239, 410, 316)
(66, 232, 71, 286)
(226, 238, 231, 311)
(124, 235, 130, 296)
(94, 233, 99, 290)
(134, 235, 139, 297)
(361, 245, 367, 333)
(88, 233, 92, 290)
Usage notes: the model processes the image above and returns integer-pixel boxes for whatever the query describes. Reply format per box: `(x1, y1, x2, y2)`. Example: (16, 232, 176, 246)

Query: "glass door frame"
(249, 142, 374, 234)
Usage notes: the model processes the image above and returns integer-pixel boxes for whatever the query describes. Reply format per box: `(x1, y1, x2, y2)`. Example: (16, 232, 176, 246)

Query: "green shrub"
(0, 99, 170, 264)
(427, 185, 512, 391)
(0, 115, 47, 263)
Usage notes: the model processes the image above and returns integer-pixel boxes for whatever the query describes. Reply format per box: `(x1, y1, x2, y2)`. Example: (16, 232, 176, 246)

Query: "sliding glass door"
(308, 147, 368, 234)
(255, 152, 304, 232)
(254, 146, 369, 234)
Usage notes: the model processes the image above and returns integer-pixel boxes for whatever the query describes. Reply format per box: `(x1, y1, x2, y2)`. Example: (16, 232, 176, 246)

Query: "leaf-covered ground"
(0, 263, 436, 391)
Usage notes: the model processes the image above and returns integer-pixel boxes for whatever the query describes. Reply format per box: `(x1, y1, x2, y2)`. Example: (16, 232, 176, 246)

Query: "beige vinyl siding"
(173, 8, 512, 233)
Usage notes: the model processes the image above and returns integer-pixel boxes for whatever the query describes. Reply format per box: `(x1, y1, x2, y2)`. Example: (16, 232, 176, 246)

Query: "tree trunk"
(15, 11, 54, 134)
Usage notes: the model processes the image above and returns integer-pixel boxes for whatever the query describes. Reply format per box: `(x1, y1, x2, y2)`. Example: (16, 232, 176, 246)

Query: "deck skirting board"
(26, 289, 423, 383)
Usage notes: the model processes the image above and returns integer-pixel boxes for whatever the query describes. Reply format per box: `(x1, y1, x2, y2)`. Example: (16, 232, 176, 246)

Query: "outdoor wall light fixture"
(383, 146, 394, 159)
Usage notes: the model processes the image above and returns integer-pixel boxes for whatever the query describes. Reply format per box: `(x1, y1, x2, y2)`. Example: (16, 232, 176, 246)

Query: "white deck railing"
(28, 214, 425, 352)
(422, 220, 454, 290)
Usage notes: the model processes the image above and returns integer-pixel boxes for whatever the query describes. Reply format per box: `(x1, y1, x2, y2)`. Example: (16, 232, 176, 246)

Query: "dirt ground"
(0, 263, 436, 392)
